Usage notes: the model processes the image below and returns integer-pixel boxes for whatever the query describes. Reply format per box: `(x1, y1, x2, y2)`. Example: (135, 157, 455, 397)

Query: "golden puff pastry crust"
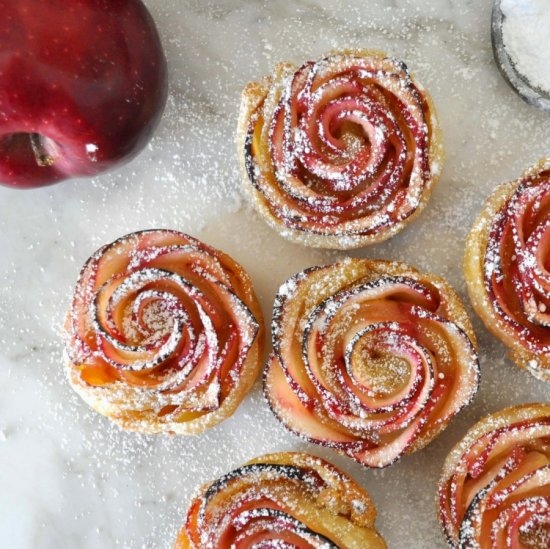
(439, 403, 550, 548)
(237, 49, 443, 249)
(64, 229, 264, 435)
(465, 159, 550, 380)
(175, 451, 386, 548)
(264, 258, 479, 468)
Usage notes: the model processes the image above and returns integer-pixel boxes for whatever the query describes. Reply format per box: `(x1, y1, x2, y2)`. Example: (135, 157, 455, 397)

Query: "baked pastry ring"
(175, 451, 386, 548)
(237, 49, 443, 249)
(465, 159, 550, 380)
(264, 258, 479, 468)
(63, 229, 264, 434)
(438, 403, 550, 548)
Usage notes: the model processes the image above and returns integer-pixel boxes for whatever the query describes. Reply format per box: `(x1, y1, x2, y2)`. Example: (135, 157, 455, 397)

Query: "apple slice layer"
(174, 452, 386, 548)
(465, 159, 550, 380)
(265, 258, 479, 468)
(63, 229, 264, 434)
(438, 403, 550, 548)
(237, 49, 443, 249)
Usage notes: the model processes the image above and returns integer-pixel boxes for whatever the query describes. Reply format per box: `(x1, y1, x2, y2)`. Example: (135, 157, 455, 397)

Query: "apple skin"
(0, 0, 168, 188)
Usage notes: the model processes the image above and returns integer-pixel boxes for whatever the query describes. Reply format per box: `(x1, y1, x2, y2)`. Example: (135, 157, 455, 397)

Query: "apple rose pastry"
(63, 229, 264, 434)
(465, 159, 550, 381)
(438, 403, 550, 548)
(237, 49, 443, 249)
(175, 451, 386, 548)
(264, 258, 479, 468)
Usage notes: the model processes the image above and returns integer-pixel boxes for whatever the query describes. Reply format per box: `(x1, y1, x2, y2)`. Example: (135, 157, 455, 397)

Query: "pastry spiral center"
(93, 268, 216, 372)
(346, 326, 412, 397)
(519, 516, 550, 549)
(126, 291, 184, 345)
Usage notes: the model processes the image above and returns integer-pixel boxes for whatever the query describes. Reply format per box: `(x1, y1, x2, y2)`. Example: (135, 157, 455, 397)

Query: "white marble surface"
(1, 1, 550, 547)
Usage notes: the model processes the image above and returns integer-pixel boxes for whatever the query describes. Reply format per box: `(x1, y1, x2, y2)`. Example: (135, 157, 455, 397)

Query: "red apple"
(0, 0, 168, 188)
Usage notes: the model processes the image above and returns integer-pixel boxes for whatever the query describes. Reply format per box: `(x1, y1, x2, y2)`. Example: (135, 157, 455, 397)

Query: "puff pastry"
(175, 451, 386, 548)
(264, 258, 479, 467)
(439, 403, 550, 548)
(63, 229, 264, 434)
(238, 49, 443, 249)
(465, 159, 550, 380)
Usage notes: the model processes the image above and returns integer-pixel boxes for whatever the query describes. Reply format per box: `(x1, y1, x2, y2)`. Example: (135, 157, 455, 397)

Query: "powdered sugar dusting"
(2, 1, 550, 548)
(501, 0, 550, 94)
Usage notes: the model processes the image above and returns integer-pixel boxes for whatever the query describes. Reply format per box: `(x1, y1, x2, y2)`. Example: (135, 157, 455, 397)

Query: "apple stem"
(30, 133, 54, 167)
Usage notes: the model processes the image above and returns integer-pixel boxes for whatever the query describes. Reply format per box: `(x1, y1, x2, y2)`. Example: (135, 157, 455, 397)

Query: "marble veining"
(1, 1, 550, 548)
